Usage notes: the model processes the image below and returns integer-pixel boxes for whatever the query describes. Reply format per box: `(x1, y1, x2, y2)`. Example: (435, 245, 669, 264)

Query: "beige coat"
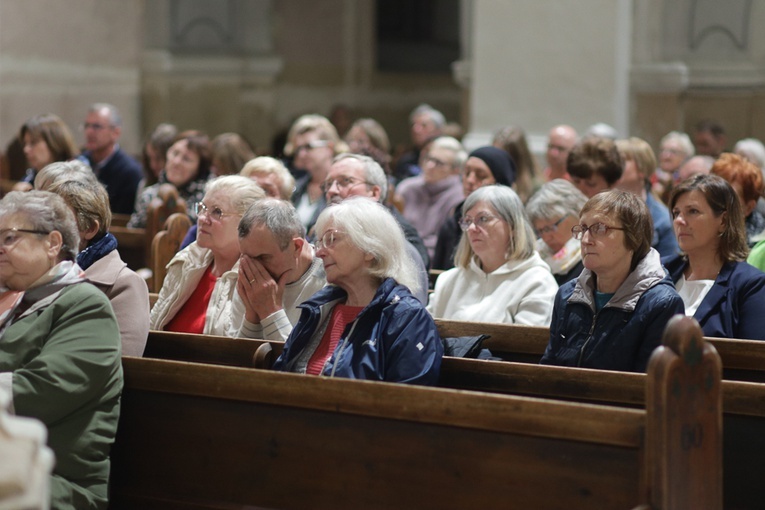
(150, 242, 239, 336)
(85, 249, 150, 357)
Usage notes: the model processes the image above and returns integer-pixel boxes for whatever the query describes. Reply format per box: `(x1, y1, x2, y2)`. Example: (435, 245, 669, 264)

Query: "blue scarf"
(77, 232, 118, 270)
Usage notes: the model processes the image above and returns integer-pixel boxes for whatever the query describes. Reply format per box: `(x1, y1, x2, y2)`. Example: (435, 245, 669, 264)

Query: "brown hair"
(19, 113, 79, 166)
(567, 136, 623, 185)
(580, 189, 653, 271)
(669, 174, 749, 262)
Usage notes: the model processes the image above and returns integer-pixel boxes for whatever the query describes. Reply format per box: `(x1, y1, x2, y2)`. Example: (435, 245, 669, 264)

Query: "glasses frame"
(458, 213, 500, 232)
(0, 228, 49, 249)
(320, 176, 370, 194)
(536, 215, 568, 236)
(194, 202, 240, 222)
(315, 229, 346, 251)
(294, 139, 331, 155)
(571, 222, 626, 240)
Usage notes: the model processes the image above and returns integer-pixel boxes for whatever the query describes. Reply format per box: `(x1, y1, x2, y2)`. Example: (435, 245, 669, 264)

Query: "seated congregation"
(5, 103, 765, 509)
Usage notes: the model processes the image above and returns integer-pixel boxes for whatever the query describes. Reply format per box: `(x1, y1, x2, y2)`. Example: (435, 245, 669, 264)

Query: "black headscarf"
(468, 146, 516, 187)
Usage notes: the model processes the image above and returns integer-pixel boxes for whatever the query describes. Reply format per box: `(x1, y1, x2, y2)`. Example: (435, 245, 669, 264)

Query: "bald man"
(543, 125, 577, 181)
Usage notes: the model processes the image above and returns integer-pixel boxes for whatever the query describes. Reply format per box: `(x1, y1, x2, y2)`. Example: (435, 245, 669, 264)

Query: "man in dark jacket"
(80, 103, 142, 215)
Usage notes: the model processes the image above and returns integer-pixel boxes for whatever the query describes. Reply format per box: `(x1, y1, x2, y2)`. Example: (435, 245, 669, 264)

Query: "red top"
(164, 265, 217, 334)
(306, 304, 363, 375)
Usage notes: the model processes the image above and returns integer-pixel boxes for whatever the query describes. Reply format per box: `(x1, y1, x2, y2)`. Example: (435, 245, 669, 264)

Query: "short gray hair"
(660, 131, 695, 158)
(238, 198, 305, 250)
(0, 191, 80, 261)
(315, 197, 420, 294)
(240, 156, 296, 200)
(332, 153, 388, 201)
(526, 179, 588, 223)
(88, 102, 122, 127)
(410, 104, 445, 128)
(455, 185, 535, 268)
(430, 136, 468, 170)
(734, 138, 765, 169)
(34, 160, 98, 191)
(204, 175, 266, 214)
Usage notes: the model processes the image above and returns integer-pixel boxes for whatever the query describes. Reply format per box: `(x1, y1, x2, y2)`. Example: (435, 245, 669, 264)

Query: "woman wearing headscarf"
(431, 146, 516, 270)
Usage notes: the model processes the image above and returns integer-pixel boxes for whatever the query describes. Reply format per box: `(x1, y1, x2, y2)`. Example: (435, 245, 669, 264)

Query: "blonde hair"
(240, 156, 295, 201)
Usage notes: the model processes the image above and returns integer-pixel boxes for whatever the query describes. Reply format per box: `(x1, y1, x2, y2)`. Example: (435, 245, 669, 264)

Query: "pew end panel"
(646, 315, 723, 510)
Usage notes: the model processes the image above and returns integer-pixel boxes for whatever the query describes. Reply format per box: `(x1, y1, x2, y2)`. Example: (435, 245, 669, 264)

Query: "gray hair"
(204, 175, 266, 215)
(410, 103, 446, 128)
(0, 191, 80, 261)
(34, 160, 98, 191)
(240, 156, 296, 201)
(332, 153, 388, 201)
(238, 198, 306, 250)
(430, 136, 468, 170)
(734, 138, 765, 169)
(660, 131, 695, 158)
(315, 197, 420, 294)
(526, 178, 588, 223)
(455, 185, 535, 269)
(88, 102, 122, 128)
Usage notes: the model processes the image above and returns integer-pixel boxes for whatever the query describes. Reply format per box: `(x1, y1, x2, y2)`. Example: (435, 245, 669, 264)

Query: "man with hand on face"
(229, 199, 326, 341)
(324, 153, 430, 303)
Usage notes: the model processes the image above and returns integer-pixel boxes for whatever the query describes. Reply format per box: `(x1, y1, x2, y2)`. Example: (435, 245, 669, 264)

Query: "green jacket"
(0, 283, 123, 509)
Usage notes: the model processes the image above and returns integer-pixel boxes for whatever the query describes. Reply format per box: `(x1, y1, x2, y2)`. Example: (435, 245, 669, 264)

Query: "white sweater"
(427, 252, 558, 326)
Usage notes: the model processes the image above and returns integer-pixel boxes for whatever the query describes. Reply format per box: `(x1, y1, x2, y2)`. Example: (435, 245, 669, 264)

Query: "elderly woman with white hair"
(427, 185, 558, 326)
(653, 131, 695, 202)
(526, 179, 588, 285)
(273, 196, 442, 384)
(151, 175, 265, 334)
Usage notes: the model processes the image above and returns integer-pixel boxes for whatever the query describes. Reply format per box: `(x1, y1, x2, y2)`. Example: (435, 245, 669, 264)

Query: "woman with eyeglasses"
(128, 130, 213, 228)
(526, 179, 588, 285)
(541, 189, 684, 372)
(284, 114, 348, 233)
(0, 191, 122, 508)
(427, 185, 558, 326)
(274, 197, 442, 384)
(150, 175, 265, 334)
(663, 174, 765, 340)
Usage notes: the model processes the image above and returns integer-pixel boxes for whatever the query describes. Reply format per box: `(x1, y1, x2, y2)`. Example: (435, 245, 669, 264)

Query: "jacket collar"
(569, 248, 666, 312)
(687, 260, 736, 324)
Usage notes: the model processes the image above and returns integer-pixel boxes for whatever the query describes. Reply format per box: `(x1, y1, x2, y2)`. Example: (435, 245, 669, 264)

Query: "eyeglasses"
(459, 214, 500, 232)
(536, 215, 568, 236)
(294, 140, 330, 154)
(80, 122, 113, 132)
(321, 176, 370, 194)
(194, 202, 240, 222)
(571, 223, 625, 240)
(423, 156, 449, 167)
(0, 228, 49, 248)
(315, 229, 345, 250)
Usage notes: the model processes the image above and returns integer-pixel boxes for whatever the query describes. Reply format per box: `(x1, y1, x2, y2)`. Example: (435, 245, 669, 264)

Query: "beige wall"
(0, 0, 144, 155)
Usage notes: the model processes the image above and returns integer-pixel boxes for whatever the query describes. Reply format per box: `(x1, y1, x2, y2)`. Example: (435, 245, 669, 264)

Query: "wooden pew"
(150, 212, 192, 292)
(141, 325, 762, 509)
(110, 226, 147, 271)
(111, 213, 131, 228)
(435, 319, 765, 382)
(112, 316, 721, 510)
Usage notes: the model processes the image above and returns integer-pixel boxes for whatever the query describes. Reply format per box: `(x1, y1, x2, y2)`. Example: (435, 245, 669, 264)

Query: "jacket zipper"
(577, 312, 598, 367)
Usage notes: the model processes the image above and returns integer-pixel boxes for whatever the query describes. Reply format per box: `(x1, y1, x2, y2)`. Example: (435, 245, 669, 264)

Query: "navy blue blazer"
(662, 254, 765, 340)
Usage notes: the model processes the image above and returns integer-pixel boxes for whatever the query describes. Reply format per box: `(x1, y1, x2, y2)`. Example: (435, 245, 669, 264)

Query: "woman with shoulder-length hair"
(663, 173, 765, 340)
(15, 113, 79, 191)
(42, 170, 150, 357)
(542, 189, 685, 372)
(274, 196, 442, 385)
(428, 185, 558, 326)
(150, 175, 265, 335)
(0, 190, 122, 508)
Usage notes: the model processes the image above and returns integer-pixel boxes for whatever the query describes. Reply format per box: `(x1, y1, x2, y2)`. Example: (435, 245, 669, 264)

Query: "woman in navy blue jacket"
(662, 174, 765, 340)
(273, 197, 442, 385)
(541, 190, 685, 372)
